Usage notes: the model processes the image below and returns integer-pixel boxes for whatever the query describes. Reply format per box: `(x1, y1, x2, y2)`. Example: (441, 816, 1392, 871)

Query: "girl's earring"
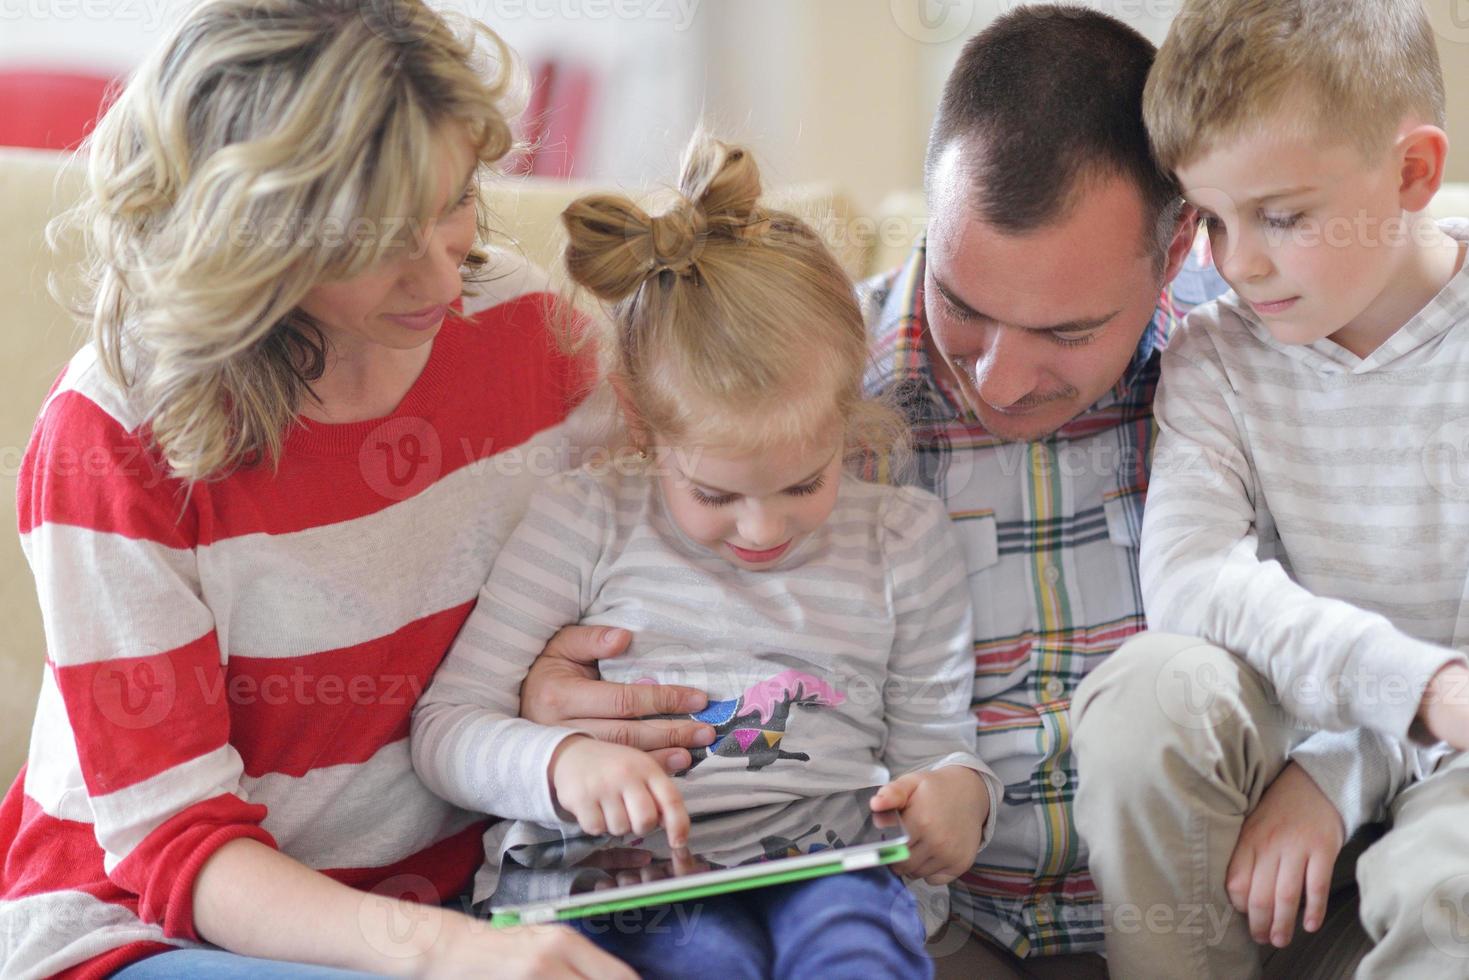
(637, 447, 650, 461)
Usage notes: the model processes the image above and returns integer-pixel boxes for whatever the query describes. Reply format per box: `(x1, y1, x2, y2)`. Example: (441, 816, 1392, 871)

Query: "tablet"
(481, 785, 908, 927)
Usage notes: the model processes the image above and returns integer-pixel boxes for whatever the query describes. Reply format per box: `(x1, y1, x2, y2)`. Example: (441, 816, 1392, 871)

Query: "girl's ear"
(1397, 123, 1450, 214)
(608, 373, 650, 450)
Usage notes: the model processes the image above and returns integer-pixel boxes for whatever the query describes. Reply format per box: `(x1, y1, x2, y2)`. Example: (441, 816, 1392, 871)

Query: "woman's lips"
(385, 303, 449, 331)
(727, 540, 792, 563)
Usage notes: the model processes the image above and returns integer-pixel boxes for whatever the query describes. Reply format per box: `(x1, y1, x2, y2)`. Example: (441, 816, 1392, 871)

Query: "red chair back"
(0, 71, 117, 150)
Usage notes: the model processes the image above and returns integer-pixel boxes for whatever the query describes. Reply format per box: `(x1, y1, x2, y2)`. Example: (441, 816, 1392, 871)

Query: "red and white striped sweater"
(0, 258, 582, 979)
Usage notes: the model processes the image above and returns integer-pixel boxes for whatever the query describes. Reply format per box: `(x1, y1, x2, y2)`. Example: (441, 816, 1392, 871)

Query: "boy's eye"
(940, 293, 975, 321)
(1261, 211, 1304, 230)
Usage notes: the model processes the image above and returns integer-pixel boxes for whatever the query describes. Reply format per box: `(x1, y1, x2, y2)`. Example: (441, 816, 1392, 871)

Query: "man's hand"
(521, 625, 714, 773)
(871, 766, 990, 884)
(1225, 761, 1344, 948)
(1418, 662, 1469, 749)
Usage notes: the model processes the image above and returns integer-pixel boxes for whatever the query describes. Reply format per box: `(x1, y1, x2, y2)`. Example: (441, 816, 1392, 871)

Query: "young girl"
(411, 134, 999, 978)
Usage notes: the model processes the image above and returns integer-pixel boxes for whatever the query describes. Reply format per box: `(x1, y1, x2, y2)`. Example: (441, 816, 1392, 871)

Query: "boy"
(1072, 1, 1469, 976)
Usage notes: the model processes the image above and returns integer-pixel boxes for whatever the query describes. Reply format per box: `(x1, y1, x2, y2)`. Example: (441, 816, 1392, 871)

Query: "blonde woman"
(0, 2, 638, 977)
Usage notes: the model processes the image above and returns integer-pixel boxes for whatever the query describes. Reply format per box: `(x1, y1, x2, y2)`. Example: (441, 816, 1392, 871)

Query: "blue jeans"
(572, 867, 933, 980)
(110, 888, 483, 978)
(110, 949, 382, 979)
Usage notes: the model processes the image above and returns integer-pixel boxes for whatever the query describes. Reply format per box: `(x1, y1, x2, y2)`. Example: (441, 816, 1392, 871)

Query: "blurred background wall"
(2, 0, 1467, 213)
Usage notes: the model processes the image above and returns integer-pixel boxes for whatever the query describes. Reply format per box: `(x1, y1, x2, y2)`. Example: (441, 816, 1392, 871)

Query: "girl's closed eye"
(690, 486, 738, 507)
(786, 475, 826, 498)
(689, 475, 827, 507)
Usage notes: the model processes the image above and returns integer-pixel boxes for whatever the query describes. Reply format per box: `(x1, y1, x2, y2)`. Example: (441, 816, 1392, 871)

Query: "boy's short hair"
(1145, 0, 1446, 172)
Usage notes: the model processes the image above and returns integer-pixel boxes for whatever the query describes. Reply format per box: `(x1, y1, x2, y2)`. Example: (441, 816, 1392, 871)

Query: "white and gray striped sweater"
(411, 464, 1001, 899)
(1142, 219, 1469, 830)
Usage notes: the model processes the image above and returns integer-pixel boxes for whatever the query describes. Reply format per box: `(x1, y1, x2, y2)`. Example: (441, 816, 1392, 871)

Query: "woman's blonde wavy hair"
(51, 0, 522, 481)
(560, 134, 909, 473)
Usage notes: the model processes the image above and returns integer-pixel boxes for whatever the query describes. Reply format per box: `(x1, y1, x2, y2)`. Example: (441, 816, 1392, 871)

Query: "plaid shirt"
(860, 237, 1224, 957)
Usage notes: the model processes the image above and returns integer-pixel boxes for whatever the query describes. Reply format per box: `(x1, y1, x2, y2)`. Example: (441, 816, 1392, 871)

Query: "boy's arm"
(1141, 328, 1466, 743)
(1288, 728, 1412, 838)
(410, 473, 608, 826)
(878, 488, 1003, 849)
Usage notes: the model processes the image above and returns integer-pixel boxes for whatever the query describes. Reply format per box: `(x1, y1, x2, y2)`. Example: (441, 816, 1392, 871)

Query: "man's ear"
(1161, 202, 1200, 285)
(1397, 123, 1450, 213)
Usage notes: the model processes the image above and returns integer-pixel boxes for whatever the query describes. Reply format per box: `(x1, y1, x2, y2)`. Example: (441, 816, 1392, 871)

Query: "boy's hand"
(1226, 761, 1344, 948)
(549, 736, 691, 847)
(1418, 662, 1469, 749)
(870, 766, 989, 884)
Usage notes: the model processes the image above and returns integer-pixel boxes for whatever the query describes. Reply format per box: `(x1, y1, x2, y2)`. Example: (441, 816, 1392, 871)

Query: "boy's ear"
(1396, 123, 1450, 213)
(1160, 203, 1200, 286)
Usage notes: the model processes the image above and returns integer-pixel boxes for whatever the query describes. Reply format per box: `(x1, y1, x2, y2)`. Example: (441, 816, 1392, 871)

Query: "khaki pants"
(1069, 632, 1412, 979)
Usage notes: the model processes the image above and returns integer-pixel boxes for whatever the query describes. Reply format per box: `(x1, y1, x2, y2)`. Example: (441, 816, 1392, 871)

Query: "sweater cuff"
(532, 725, 595, 828)
(163, 821, 279, 941)
(1288, 730, 1392, 839)
(925, 753, 1003, 853)
(1350, 631, 1467, 742)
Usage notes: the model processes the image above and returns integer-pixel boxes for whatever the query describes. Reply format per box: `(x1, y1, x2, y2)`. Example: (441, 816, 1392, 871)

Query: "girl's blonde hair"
(53, 0, 522, 481)
(560, 134, 908, 470)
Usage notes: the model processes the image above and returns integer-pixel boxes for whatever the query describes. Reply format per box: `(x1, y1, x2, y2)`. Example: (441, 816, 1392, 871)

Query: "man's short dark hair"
(925, 5, 1182, 259)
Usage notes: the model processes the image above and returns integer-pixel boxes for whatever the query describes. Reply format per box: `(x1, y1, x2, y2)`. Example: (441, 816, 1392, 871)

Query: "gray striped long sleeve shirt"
(411, 463, 1000, 852)
(1142, 219, 1469, 831)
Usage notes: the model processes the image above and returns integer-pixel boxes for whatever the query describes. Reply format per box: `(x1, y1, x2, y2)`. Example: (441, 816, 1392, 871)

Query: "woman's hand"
(1225, 760, 1344, 948)
(871, 766, 989, 884)
(416, 912, 638, 979)
(521, 625, 714, 773)
(550, 736, 691, 847)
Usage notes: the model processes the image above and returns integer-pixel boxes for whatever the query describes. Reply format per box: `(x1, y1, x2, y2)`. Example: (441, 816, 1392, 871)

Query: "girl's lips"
(385, 303, 449, 331)
(727, 540, 792, 563)
(1249, 296, 1300, 316)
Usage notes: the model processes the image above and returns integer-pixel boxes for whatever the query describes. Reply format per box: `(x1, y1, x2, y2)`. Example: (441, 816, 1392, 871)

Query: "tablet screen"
(483, 785, 905, 916)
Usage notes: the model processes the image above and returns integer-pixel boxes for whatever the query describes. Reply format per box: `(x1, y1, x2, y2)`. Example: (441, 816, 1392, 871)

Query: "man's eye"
(1052, 332, 1096, 349)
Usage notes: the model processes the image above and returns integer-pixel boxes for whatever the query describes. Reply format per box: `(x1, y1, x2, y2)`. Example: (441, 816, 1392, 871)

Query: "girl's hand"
(550, 736, 691, 847)
(871, 766, 989, 884)
(415, 912, 638, 979)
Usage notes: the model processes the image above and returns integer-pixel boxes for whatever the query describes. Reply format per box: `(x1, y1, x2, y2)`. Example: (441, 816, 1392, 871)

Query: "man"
(520, 7, 1367, 977)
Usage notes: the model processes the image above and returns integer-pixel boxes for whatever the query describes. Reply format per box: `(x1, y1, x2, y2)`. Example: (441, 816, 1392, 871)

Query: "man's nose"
(972, 325, 1042, 409)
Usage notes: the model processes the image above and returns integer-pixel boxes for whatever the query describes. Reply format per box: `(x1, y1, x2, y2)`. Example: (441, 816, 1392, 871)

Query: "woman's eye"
(456, 187, 476, 209)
